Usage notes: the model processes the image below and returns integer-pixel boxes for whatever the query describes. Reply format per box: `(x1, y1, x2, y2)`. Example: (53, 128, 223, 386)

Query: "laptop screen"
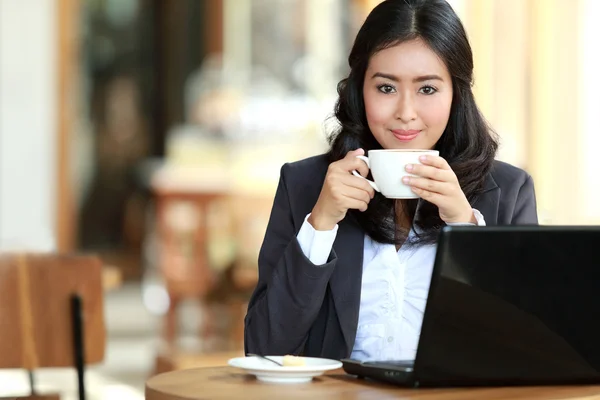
(414, 226, 600, 386)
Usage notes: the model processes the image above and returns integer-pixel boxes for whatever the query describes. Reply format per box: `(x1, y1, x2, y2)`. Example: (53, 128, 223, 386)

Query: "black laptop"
(341, 225, 600, 387)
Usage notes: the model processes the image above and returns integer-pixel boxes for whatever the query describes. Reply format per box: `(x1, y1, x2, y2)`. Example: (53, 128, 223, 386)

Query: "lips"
(391, 129, 420, 142)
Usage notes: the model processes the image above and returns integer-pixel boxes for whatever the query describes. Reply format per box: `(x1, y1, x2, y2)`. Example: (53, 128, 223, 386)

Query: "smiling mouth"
(391, 129, 421, 142)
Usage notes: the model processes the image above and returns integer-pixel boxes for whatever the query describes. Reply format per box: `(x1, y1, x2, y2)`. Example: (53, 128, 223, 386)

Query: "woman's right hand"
(308, 148, 375, 231)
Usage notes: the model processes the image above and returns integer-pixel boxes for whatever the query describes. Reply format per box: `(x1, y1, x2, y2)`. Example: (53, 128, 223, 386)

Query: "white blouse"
(296, 209, 485, 361)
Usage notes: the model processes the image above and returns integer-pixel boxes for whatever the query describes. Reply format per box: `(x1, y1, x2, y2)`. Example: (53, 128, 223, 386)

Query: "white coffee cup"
(351, 149, 440, 199)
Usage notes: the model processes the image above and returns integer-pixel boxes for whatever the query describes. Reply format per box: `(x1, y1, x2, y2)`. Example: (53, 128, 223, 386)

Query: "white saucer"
(228, 356, 342, 384)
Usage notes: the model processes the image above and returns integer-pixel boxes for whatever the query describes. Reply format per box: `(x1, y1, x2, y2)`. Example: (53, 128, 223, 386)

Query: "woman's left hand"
(403, 155, 475, 224)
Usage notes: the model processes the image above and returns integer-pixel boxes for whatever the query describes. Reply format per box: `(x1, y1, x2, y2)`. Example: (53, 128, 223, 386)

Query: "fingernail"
(419, 155, 427, 162)
(402, 177, 410, 184)
(405, 164, 413, 172)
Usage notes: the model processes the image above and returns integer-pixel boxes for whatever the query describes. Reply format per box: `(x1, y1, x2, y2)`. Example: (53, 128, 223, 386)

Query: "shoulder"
(281, 154, 330, 186)
(277, 154, 330, 221)
(475, 160, 537, 224)
(485, 160, 537, 224)
(283, 154, 329, 175)
(489, 160, 533, 193)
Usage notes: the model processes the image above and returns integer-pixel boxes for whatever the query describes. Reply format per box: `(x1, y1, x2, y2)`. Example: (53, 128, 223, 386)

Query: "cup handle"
(352, 155, 380, 192)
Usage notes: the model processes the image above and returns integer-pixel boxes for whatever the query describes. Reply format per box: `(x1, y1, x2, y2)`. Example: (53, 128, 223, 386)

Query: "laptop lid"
(412, 225, 600, 387)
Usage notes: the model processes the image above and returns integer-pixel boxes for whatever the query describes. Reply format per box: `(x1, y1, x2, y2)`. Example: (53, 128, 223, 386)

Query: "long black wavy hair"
(327, 0, 498, 246)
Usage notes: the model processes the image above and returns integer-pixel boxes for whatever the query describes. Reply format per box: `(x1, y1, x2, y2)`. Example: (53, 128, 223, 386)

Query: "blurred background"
(0, 0, 598, 398)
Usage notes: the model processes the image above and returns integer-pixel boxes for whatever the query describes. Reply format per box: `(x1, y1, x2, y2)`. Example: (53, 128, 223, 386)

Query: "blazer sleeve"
(511, 174, 538, 224)
(244, 163, 337, 356)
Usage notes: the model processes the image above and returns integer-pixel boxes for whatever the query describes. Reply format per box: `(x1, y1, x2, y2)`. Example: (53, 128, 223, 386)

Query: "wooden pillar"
(205, 0, 224, 55)
(56, 0, 79, 251)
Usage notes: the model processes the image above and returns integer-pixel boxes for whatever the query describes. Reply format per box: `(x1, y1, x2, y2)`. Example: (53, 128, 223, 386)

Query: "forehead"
(367, 39, 450, 80)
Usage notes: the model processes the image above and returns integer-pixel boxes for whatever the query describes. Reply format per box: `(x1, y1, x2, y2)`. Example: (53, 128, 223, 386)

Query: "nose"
(395, 93, 417, 122)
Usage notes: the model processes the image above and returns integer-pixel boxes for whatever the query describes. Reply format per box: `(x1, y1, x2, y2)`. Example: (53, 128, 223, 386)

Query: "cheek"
(364, 92, 395, 128)
(418, 95, 452, 129)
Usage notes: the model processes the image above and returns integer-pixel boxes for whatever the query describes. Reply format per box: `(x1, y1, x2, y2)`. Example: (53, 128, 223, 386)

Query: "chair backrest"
(0, 253, 106, 369)
(154, 189, 222, 297)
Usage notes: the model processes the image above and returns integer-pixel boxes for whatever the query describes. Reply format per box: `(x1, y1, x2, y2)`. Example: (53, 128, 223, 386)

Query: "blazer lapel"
(329, 213, 365, 357)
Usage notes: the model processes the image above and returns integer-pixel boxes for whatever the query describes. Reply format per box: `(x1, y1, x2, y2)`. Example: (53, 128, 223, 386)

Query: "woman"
(244, 0, 537, 361)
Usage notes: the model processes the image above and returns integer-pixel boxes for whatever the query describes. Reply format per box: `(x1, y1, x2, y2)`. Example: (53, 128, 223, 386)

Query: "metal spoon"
(246, 353, 284, 366)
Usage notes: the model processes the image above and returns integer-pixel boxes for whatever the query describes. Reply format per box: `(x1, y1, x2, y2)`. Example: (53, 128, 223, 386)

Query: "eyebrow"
(371, 72, 444, 83)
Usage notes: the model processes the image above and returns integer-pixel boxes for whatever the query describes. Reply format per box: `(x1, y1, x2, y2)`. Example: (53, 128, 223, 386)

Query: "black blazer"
(244, 154, 538, 360)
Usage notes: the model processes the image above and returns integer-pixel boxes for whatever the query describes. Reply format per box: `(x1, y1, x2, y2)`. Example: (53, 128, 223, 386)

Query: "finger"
(418, 155, 451, 170)
(341, 185, 373, 205)
(403, 176, 449, 195)
(339, 156, 369, 178)
(354, 158, 370, 178)
(411, 187, 442, 204)
(341, 174, 375, 198)
(344, 148, 365, 159)
(344, 197, 369, 212)
(405, 163, 453, 182)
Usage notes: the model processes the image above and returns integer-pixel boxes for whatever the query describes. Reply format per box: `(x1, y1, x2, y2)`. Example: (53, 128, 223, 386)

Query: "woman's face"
(363, 39, 453, 150)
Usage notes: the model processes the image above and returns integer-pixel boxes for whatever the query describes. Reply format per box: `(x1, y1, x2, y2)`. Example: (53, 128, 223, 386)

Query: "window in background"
(579, 0, 600, 223)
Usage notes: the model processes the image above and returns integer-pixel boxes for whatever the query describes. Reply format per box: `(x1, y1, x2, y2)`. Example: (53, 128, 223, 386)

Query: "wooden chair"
(0, 253, 106, 400)
(153, 184, 230, 349)
(150, 193, 271, 375)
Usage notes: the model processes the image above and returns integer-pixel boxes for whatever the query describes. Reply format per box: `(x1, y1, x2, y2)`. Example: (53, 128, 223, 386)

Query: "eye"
(419, 85, 438, 95)
(377, 84, 396, 94)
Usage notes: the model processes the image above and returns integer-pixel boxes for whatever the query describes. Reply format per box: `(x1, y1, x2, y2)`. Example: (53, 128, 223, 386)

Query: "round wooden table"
(145, 367, 600, 400)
